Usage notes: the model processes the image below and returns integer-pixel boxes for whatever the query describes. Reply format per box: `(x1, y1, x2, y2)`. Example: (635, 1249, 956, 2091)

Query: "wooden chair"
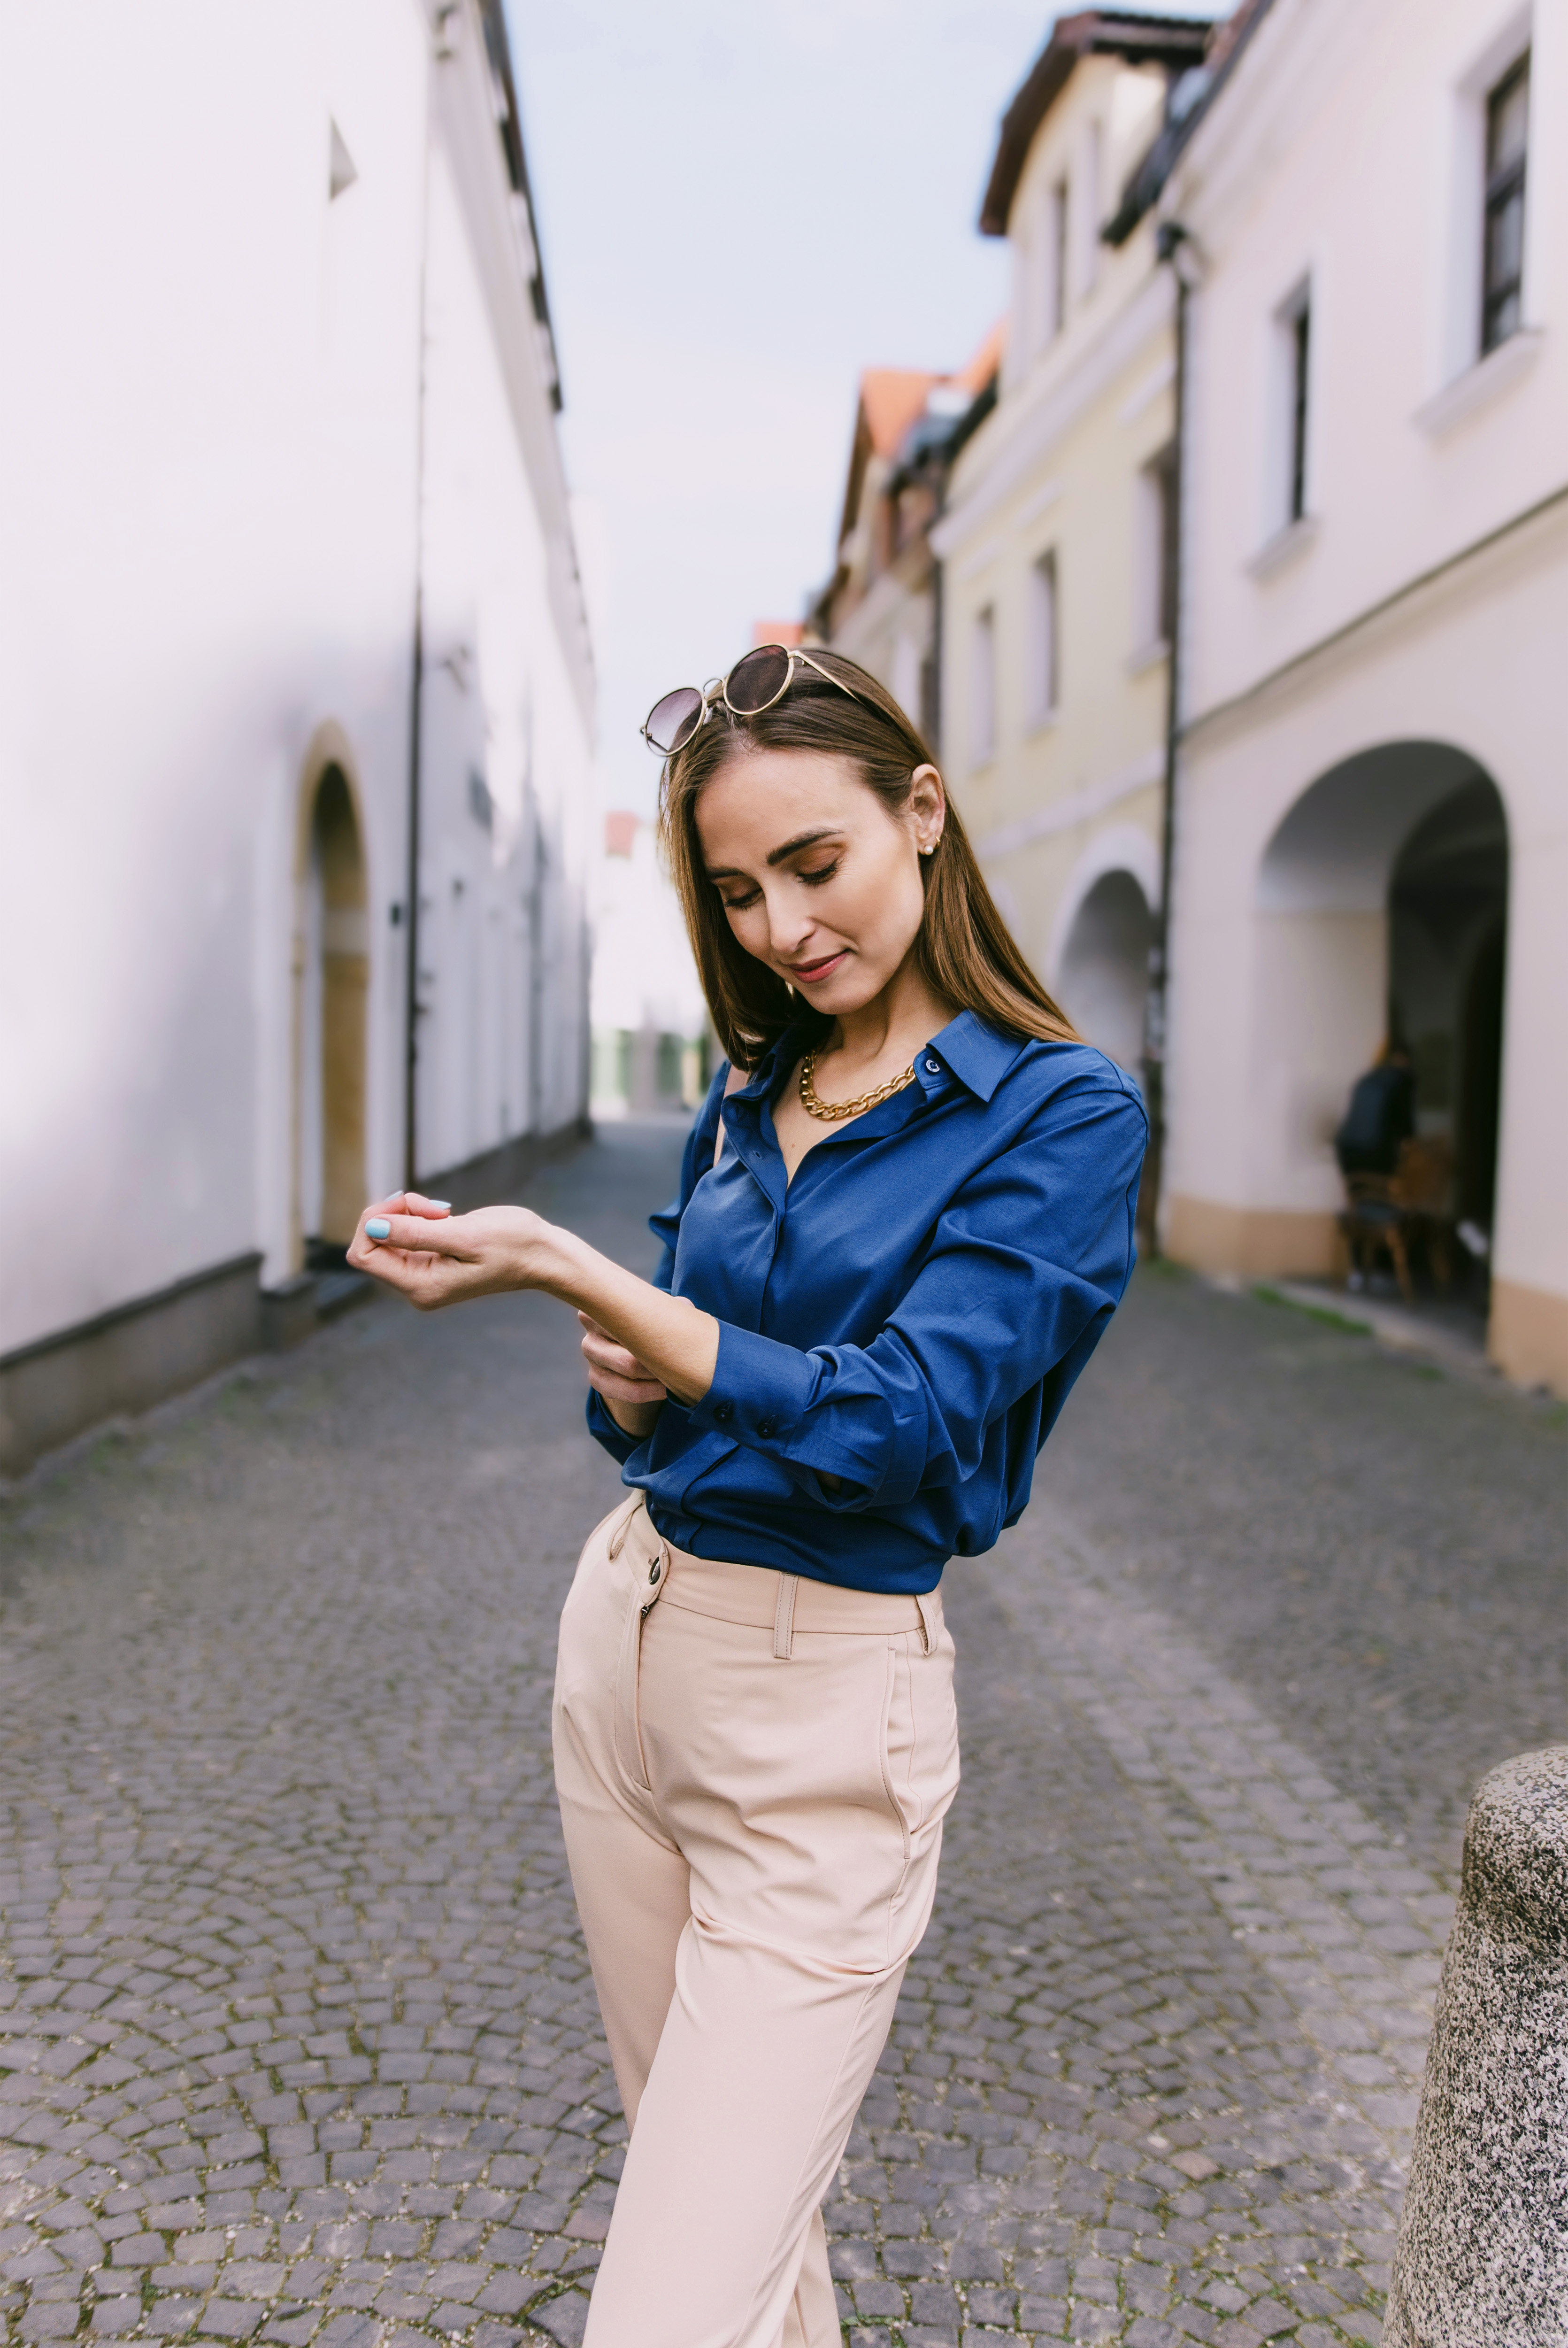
(1339, 1135, 1454, 1302)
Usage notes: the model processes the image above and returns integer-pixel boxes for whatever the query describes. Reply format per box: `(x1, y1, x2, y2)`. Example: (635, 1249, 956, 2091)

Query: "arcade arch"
(1057, 872, 1154, 1075)
(1049, 826, 1160, 1077)
(1255, 740, 1507, 1290)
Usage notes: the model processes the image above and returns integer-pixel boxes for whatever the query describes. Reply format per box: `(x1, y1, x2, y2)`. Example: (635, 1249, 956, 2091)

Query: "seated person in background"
(1335, 1043, 1415, 1178)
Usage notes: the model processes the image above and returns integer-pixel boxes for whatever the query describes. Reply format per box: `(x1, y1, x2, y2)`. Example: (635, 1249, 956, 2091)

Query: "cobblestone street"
(3, 1126, 1562, 2348)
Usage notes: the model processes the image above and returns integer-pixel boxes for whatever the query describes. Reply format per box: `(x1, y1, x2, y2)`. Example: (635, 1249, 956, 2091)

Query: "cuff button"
(713, 1401, 733, 1423)
(758, 1418, 776, 1438)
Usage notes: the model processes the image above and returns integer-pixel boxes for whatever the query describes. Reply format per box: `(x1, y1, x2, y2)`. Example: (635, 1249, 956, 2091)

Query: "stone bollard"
(1386, 1743, 1568, 2348)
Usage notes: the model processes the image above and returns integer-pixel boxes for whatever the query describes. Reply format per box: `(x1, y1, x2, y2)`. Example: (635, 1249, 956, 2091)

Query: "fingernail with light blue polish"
(366, 1218, 391, 1239)
(429, 1199, 452, 1211)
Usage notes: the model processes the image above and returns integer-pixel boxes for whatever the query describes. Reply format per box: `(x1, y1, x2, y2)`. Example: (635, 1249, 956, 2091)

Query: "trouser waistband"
(607, 1494, 942, 1658)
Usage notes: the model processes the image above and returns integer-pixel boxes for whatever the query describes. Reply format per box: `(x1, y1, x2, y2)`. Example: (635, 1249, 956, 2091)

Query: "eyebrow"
(704, 826, 844, 881)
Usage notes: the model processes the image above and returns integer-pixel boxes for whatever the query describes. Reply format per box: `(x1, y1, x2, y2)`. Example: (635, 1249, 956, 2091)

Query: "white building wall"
(0, 0, 593, 1386)
(1161, 0, 1567, 1390)
(1175, 0, 1566, 726)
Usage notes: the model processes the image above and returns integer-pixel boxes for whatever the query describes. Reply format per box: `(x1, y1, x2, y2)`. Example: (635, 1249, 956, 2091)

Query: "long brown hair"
(657, 647, 1077, 1069)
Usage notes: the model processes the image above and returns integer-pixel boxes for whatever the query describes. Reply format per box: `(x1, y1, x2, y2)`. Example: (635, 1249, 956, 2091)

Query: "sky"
(503, 1, 1213, 819)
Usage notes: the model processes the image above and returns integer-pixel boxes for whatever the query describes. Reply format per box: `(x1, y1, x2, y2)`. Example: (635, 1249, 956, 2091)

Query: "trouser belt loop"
(606, 1492, 643, 1560)
(915, 1591, 939, 1657)
(773, 1574, 798, 1661)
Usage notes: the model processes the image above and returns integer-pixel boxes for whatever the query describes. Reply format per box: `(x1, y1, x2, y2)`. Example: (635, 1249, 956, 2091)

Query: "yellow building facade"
(934, 15, 1211, 1074)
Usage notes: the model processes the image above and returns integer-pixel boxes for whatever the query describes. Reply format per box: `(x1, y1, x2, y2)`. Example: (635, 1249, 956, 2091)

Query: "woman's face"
(695, 747, 945, 1019)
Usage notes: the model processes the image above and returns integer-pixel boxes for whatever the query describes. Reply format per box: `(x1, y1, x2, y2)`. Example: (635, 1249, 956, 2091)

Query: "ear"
(908, 762, 946, 853)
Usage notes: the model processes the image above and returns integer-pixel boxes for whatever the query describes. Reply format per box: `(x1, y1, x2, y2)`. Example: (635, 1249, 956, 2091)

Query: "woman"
(347, 645, 1146, 2348)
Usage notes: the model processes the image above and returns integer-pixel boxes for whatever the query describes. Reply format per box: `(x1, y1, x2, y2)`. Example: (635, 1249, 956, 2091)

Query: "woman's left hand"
(347, 1197, 548, 1310)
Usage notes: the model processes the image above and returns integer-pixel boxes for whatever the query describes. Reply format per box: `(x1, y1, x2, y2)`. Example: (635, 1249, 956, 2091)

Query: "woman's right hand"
(578, 1311, 667, 1438)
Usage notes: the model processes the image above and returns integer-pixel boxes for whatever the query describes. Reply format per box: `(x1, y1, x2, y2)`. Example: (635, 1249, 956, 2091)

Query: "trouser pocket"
(612, 1520, 668, 1791)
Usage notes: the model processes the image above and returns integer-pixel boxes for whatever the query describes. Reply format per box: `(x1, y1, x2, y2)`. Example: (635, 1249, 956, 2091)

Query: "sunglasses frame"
(640, 644, 864, 756)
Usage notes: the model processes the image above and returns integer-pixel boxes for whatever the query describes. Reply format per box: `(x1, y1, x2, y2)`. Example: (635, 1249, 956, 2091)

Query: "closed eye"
(717, 860, 838, 913)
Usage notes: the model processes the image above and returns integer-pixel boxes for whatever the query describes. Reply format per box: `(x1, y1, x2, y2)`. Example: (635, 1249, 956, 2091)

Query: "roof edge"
(979, 8, 1214, 237)
(1101, 0, 1277, 246)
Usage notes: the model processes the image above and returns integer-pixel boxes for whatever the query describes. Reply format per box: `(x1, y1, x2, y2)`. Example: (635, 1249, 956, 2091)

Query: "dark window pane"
(1290, 303, 1310, 524)
(1155, 446, 1178, 643)
(1488, 191, 1523, 288)
(1482, 54, 1529, 355)
(1487, 57, 1529, 174)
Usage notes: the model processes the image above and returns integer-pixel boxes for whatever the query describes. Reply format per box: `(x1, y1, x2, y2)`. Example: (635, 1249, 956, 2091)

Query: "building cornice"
(433, 0, 594, 733)
(1184, 480, 1568, 746)
(973, 746, 1163, 861)
(933, 264, 1173, 559)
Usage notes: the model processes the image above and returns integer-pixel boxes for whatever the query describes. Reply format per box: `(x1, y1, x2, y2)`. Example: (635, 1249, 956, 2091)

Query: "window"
(1048, 178, 1069, 340)
(970, 607, 996, 768)
(1081, 122, 1103, 298)
(1136, 447, 1178, 651)
(1482, 53, 1530, 353)
(1270, 281, 1312, 530)
(1287, 297, 1310, 522)
(1027, 553, 1058, 725)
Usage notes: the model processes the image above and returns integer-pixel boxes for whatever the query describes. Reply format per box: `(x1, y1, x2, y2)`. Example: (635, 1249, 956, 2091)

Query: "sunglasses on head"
(640, 643, 864, 757)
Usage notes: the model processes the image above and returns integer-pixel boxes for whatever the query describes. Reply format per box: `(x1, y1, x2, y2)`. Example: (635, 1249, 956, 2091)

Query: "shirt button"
(648, 1560, 661, 1584)
(714, 1401, 733, 1423)
(925, 1058, 940, 1073)
(758, 1418, 776, 1438)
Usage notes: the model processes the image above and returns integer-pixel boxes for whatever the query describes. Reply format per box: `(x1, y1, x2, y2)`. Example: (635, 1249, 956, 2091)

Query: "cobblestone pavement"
(1039, 1262, 1566, 1890)
(3, 1126, 1562, 2348)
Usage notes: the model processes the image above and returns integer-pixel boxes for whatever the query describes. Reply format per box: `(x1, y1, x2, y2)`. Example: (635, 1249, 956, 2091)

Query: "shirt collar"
(923, 1010, 1025, 1102)
(738, 1009, 1022, 1105)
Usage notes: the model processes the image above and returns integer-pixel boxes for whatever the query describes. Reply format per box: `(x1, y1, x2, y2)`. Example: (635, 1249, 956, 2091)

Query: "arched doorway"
(1389, 775, 1508, 1265)
(1255, 741, 1507, 1304)
(299, 764, 368, 1267)
(1056, 869, 1154, 1076)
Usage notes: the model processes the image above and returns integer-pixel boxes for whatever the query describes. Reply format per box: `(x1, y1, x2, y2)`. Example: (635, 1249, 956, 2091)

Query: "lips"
(787, 949, 849, 984)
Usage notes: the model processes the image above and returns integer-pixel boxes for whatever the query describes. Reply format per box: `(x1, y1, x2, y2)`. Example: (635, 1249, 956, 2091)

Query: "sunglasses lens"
(727, 644, 791, 715)
(644, 687, 704, 754)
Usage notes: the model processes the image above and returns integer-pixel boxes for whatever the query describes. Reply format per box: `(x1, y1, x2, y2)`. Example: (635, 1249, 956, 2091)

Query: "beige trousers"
(552, 1493, 960, 2348)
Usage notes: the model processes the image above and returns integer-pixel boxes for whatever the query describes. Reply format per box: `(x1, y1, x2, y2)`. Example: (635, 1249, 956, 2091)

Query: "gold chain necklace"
(799, 1047, 916, 1122)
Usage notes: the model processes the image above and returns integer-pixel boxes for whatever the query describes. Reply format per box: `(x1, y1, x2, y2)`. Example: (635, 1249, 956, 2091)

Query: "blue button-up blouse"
(585, 1011, 1147, 1595)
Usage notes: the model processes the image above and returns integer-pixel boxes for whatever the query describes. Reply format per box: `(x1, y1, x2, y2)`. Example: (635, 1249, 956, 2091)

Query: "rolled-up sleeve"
(683, 1075, 1145, 1507)
(584, 1065, 730, 1465)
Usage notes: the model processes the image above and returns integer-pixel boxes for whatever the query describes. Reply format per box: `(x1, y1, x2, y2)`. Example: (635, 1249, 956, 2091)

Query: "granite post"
(1387, 1743, 1568, 2347)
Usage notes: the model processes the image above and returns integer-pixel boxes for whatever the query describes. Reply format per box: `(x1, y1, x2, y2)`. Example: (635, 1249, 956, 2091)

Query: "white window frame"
(1435, 7, 1533, 390)
(1046, 176, 1069, 342)
(969, 606, 997, 770)
(1026, 552, 1058, 728)
(1261, 274, 1313, 545)
(1132, 448, 1176, 662)
(1078, 120, 1103, 300)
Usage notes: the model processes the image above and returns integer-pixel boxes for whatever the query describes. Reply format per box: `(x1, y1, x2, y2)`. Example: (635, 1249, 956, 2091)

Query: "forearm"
(533, 1227, 718, 1405)
(603, 1392, 663, 1439)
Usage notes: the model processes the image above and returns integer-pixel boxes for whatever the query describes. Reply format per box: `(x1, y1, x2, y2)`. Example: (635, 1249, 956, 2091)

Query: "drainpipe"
(403, 27, 441, 1191)
(1140, 219, 1192, 1255)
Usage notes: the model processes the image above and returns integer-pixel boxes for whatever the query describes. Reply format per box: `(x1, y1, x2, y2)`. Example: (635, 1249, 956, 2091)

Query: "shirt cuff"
(687, 1320, 820, 1448)
(584, 1388, 640, 1464)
